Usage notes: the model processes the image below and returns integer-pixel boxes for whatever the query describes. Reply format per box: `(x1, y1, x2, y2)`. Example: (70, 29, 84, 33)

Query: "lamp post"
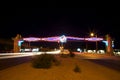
(90, 32, 98, 53)
(85, 35, 88, 53)
(95, 35, 98, 53)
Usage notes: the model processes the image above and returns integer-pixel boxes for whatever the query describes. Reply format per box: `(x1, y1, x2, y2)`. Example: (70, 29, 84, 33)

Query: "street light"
(85, 33, 94, 53)
(95, 35, 98, 53)
(90, 32, 98, 53)
(90, 32, 94, 37)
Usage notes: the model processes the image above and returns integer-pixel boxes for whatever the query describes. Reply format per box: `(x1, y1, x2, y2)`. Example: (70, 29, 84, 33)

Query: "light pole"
(95, 35, 98, 53)
(85, 40, 88, 52)
(90, 32, 98, 53)
(85, 35, 88, 53)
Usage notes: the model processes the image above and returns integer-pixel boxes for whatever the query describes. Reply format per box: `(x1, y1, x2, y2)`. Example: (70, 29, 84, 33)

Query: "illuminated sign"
(59, 35, 67, 43)
(102, 40, 108, 46)
(18, 40, 24, 46)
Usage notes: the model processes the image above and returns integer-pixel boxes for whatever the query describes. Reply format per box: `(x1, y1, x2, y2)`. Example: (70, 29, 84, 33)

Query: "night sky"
(0, 8, 120, 48)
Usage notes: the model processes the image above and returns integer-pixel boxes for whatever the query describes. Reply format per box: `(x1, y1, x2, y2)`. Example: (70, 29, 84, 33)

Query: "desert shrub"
(52, 57, 61, 66)
(32, 54, 60, 69)
(73, 65, 81, 73)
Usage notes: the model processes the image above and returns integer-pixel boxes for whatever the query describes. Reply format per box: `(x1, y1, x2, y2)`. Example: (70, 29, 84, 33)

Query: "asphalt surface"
(86, 59, 120, 72)
(0, 53, 120, 72)
(0, 56, 32, 70)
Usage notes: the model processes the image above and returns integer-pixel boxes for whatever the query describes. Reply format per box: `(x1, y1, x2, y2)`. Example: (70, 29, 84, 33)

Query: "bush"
(73, 65, 81, 73)
(52, 57, 61, 66)
(32, 54, 60, 69)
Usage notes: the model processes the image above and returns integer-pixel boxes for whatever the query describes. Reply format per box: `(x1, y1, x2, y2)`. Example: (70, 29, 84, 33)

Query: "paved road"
(0, 50, 60, 70)
(87, 59, 120, 72)
(0, 56, 32, 70)
(74, 53, 120, 72)
(0, 53, 120, 72)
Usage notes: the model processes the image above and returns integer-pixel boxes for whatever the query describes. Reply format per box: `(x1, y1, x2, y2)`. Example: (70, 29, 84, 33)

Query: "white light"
(32, 48, 39, 52)
(59, 35, 67, 43)
(77, 48, 82, 52)
(0, 50, 61, 59)
(24, 49, 31, 52)
(46, 50, 61, 54)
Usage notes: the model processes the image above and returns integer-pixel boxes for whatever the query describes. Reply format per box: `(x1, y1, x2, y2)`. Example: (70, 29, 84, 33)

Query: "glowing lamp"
(90, 32, 94, 37)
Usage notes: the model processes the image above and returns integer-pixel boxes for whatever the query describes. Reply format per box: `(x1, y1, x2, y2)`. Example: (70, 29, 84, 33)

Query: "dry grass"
(0, 55, 120, 80)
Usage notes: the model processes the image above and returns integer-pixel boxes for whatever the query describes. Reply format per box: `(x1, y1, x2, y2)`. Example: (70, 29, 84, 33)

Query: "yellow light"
(90, 33, 94, 37)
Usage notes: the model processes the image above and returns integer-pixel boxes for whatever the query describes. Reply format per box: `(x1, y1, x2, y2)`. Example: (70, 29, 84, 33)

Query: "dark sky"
(0, 8, 120, 48)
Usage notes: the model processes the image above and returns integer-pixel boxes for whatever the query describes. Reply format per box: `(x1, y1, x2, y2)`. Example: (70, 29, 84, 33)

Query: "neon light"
(102, 41, 108, 46)
(18, 40, 24, 46)
(23, 37, 41, 42)
(85, 37, 103, 41)
(59, 35, 67, 43)
(67, 36, 84, 40)
(22, 36, 103, 42)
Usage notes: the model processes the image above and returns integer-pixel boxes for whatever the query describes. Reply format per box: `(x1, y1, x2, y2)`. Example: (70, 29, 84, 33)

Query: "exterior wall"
(106, 34, 113, 55)
(13, 34, 22, 53)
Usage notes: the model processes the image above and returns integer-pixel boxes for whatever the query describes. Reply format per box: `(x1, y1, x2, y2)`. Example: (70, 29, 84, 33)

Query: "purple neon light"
(67, 36, 84, 40)
(23, 37, 41, 42)
(85, 37, 103, 41)
(23, 36, 103, 42)
(43, 37, 59, 42)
